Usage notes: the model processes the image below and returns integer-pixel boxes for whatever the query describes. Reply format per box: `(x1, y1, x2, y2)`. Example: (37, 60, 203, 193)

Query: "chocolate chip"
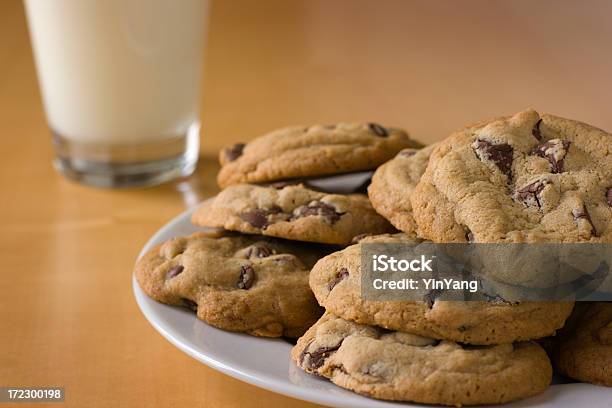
(237, 265, 255, 290)
(245, 243, 274, 259)
(300, 340, 344, 369)
(181, 298, 198, 312)
(240, 206, 284, 229)
(532, 118, 543, 141)
(240, 209, 269, 229)
(268, 206, 285, 217)
(457, 325, 471, 332)
(224, 143, 245, 162)
(572, 205, 598, 237)
(292, 201, 343, 224)
(423, 288, 444, 308)
(514, 179, 550, 209)
(465, 230, 475, 243)
(472, 139, 514, 179)
(368, 122, 389, 137)
(607, 188, 612, 207)
(166, 265, 184, 279)
(399, 149, 417, 157)
(531, 139, 570, 173)
(327, 267, 349, 291)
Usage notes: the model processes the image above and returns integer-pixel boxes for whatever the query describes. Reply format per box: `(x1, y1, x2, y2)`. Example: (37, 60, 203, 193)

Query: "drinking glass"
(24, 0, 208, 187)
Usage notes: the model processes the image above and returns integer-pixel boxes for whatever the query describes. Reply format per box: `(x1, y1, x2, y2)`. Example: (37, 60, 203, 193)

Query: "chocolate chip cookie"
(135, 230, 327, 337)
(309, 234, 574, 344)
(217, 123, 423, 188)
(368, 144, 435, 233)
(191, 183, 395, 245)
(411, 109, 612, 243)
(292, 312, 552, 406)
(553, 302, 612, 386)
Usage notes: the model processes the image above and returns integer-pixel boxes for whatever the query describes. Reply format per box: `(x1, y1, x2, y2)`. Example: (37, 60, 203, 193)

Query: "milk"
(24, 0, 207, 145)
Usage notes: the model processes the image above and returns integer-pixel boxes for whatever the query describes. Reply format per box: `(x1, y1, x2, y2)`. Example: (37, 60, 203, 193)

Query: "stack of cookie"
(135, 112, 611, 405)
(135, 123, 421, 337)
(291, 110, 611, 405)
(294, 234, 575, 405)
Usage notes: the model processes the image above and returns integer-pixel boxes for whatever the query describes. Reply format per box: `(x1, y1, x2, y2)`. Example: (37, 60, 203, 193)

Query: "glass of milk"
(24, 0, 208, 188)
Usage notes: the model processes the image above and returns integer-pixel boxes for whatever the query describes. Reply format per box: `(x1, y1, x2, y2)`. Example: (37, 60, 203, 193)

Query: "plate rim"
(132, 206, 357, 408)
(132, 206, 612, 408)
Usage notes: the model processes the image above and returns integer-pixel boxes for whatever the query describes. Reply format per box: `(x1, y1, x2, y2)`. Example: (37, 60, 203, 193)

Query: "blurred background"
(1, 0, 611, 407)
(4, 0, 612, 158)
(202, 0, 612, 146)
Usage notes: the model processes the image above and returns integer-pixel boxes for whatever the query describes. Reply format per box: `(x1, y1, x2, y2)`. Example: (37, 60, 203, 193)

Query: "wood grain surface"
(1, 0, 611, 406)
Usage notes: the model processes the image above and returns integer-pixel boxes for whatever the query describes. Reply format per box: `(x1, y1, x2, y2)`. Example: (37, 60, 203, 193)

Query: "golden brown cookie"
(292, 312, 552, 406)
(411, 109, 612, 243)
(368, 144, 435, 233)
(217, 123, 423, 188)
(191, 183, 394, 245)
(309, 234, 575, 344)
(135, 231, 327, 338)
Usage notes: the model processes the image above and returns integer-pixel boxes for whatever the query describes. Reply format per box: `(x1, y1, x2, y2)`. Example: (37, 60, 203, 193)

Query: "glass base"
(52, 123, 200, 188)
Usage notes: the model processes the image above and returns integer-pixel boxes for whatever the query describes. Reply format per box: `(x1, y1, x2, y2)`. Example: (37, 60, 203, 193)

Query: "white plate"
(133, 208, 611, 408)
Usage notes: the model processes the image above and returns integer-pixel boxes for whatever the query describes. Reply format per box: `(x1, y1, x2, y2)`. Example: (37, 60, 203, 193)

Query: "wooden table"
(1, 0, 611, 406)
